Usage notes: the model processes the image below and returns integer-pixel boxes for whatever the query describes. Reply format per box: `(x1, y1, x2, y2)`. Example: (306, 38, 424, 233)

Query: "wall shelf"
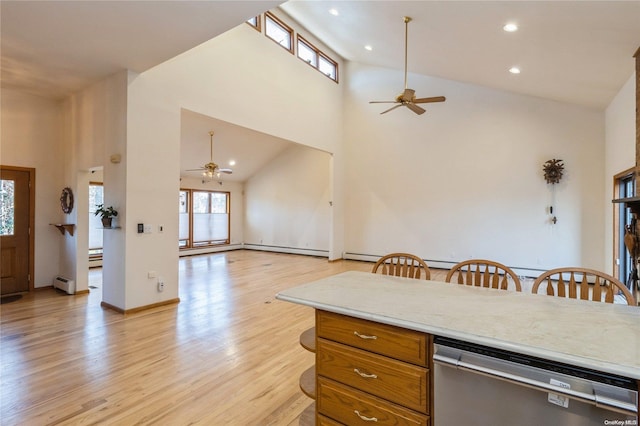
(50, 223, 75, 236)
(612, 196, 640, 214)
(612, 196, 640, 204)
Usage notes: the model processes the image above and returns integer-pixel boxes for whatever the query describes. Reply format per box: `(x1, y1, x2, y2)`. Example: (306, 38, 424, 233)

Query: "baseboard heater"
(53, 276, 75, 295)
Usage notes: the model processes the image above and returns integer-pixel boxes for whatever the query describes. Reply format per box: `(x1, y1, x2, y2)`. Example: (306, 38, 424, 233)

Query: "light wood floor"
(0, 251, 449, 425)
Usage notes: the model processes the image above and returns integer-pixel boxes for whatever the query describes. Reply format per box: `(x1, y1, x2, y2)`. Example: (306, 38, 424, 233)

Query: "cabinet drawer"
(317, 310, 428, 366)
(317, 338, 428, 413)
(318, 377, 430, 426)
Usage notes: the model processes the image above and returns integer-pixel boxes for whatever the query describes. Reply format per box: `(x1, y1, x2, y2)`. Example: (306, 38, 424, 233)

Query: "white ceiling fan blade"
(185, 168, 205, 172)
(406, 103, 426, 115)
(218, 169, 233, 174)
(370, 100, 400, 104)
(380, 104, 403, 114)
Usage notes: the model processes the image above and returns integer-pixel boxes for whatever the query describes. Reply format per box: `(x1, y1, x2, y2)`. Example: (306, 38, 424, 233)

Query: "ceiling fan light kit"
(370, 16, 446, 115)
(186, 130, 233, 183)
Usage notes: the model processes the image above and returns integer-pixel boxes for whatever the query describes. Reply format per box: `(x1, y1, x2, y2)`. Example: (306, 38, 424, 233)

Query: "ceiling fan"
(370, 16, 445, 115)
(187, 131, 232, 180)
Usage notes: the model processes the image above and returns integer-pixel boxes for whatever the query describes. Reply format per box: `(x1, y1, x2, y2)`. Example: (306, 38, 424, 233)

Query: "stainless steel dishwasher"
(433, 336, 638, 426)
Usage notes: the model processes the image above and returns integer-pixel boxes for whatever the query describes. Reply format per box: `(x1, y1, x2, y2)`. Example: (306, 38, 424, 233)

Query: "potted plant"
(95, 204, 118, 228)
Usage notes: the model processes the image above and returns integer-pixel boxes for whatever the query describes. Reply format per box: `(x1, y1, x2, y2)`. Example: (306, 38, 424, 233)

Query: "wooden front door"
(1, 167, 34, 295)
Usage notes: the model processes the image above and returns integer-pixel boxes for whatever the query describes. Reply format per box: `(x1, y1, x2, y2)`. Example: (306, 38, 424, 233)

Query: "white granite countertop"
(276, 271, 640, 379)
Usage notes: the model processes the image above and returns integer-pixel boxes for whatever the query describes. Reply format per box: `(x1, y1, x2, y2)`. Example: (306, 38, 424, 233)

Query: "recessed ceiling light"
(503, 23, 518, 32)
(364, 45, 373, 51)
(229, 160, 236, 166)
(509, 67, 521, 74)
(329, 8, 339, 16)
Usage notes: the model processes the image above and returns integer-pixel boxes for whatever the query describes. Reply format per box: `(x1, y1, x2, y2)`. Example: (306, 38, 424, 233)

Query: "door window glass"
(0, 179, 15, 236)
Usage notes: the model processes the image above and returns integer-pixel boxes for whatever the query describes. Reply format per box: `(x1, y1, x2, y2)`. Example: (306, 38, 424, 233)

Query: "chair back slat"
(532, 267, 635, 305)
(474, 268, 482, 287)
(483, 266, 493, 288)
(499, 275, 509, 290)
(605, 286, 615, 303)
(592, 276, 603, 301)
(445, 259, 522, 292)
(464, 269, 472, 285)
(579, 273, 589, 300)
(490, 271, 499, 289)
(565, 274, 574, 298)
(545, 277, 556, 296)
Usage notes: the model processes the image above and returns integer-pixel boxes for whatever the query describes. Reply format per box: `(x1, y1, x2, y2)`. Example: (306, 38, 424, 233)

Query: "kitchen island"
(276, 270, 639, 425)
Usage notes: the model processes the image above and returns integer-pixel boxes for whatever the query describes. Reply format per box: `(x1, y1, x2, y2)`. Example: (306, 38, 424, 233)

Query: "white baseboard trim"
(179, 244, 244, 257)
(92, 246, 543, 278)
(243, 244, 329, 258)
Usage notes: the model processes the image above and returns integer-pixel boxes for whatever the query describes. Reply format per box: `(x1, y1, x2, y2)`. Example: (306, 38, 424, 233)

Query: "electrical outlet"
(157, 278, 164, 292)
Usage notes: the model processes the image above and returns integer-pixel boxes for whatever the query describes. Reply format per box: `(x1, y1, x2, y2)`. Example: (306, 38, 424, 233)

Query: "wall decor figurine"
(542, 159, 564, 225)
(543, 159, 564, 184)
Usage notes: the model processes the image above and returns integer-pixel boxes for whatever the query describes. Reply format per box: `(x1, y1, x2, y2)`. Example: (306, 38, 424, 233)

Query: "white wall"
(119, 21, 344, 309)
(604, 73, 636, 273)
(1, 89, 64, 287)
(157, 24, 344, 155)
(122, 71, 180, 309)
(61, 71, 128, 298)
(343, 62, 606, 275)
(244, 144, 331, 254)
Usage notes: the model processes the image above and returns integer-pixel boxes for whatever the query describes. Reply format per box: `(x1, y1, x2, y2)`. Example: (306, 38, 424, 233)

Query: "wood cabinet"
(315, 310, 433, 425)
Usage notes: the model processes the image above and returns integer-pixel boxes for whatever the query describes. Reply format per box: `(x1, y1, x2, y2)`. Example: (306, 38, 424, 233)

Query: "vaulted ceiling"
(3, 1, 639, 181)
(282, 1, 640, 110)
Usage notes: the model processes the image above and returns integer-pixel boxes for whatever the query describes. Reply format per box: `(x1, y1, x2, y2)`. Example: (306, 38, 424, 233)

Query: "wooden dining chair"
(372, 252, 431, 280)
(445, 259, 522, 291)
(532, 267, 635, 305)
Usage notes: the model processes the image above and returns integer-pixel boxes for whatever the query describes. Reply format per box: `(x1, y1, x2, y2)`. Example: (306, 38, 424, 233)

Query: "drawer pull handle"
(353, 331, 377, 340)
(354, 410, 378, 422)
(354, 368, 377, 379)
